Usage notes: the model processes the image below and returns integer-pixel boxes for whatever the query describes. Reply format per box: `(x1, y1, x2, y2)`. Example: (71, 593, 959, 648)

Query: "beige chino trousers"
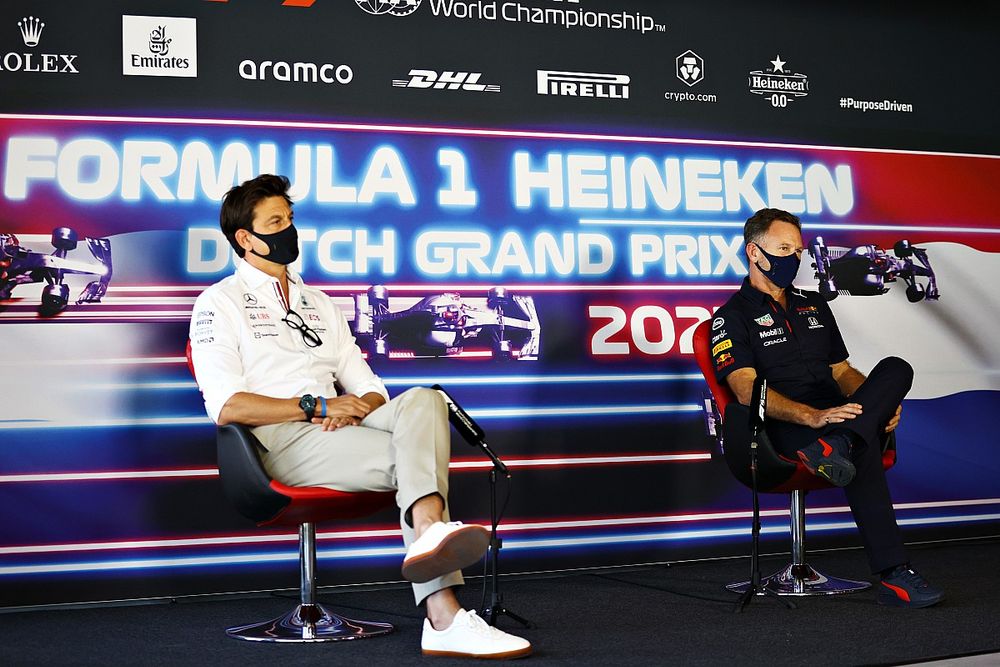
(251, 387, 462, 604)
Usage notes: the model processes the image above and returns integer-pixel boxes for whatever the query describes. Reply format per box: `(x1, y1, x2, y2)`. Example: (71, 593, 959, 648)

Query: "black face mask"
(755, 245, 801, 289)
(249, 224, 299, 265)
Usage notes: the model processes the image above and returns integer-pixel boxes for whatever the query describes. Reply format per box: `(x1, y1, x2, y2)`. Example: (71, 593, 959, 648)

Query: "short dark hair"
(743, 208, 801, 249)
(219, 174, 292, 257)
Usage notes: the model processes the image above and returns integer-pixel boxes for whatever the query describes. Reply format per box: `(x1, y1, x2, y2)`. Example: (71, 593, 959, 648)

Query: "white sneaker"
(402, 521, 490, 583)
(422, 609, 532, 659)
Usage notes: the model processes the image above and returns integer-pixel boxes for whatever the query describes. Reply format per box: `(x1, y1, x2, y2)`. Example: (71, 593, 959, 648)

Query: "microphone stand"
(481, 464, 530, 628)
(736, 378, 795, 613)
(431, 385, 531, 628)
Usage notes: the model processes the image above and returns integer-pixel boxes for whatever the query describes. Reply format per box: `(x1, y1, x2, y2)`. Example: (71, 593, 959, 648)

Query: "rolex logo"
(2, 16, 78, 73)
(18, 16, 44, 47)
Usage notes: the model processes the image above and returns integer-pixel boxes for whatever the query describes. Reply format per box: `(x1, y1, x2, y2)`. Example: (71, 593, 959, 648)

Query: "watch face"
(299, 394, 316, 417)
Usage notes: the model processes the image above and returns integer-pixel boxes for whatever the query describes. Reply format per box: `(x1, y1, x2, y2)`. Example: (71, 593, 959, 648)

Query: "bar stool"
(692, 319, 896, 596)
(187, 342, 397, 641)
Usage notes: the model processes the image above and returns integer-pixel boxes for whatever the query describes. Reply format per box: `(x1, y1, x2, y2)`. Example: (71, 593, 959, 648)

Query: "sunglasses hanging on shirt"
(282, 309, 323, 348)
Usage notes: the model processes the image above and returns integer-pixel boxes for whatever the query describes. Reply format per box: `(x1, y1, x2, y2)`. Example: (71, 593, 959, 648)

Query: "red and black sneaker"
(797, 432, 856, 487)
(878, 565, 944, 608)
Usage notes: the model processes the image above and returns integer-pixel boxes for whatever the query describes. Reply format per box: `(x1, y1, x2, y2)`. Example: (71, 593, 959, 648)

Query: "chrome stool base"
(227, 603, 394, 642)
(727, 563, 872, 597)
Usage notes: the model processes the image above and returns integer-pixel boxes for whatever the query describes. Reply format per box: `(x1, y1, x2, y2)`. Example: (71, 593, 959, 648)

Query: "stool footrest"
(226, 603, 394, 642)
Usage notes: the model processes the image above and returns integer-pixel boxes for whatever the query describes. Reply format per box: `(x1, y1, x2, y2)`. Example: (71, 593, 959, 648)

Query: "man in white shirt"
(190, 174, 531, 659)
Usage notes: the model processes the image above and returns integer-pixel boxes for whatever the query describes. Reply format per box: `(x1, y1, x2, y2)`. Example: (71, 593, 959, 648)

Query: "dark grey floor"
(3, 538, 999, 666)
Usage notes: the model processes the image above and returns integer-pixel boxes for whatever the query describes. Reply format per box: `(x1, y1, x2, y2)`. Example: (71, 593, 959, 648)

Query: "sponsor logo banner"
(393, 69, 500, 93)
(663, 49, 718, 104)
(748, 55, 808, 107)
(1, 16, 79, 74)
(676, 50, 703, 87)
(839, 97, 913, 114)
(537, 70, 629, 99)
(239, 59, 353, 85)
(122, 15, 197, 78)
(357, 0, 665, 34)
(18, 15, 44, 47)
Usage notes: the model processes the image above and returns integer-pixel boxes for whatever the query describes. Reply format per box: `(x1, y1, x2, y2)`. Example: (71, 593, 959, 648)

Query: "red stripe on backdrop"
(0, 453, 712, 484)
(844, 150, 999, 228)
(792, 147, 1000, 252)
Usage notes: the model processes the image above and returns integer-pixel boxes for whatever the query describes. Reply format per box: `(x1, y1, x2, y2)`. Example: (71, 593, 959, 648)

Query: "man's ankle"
(880, 563, 907, 579)
(410, 494, 445, 538)
(414, 517, 440, 540)
(824, 428, 856, 455)
(425, 594, 461, 630)
(428, 611, 456, 631)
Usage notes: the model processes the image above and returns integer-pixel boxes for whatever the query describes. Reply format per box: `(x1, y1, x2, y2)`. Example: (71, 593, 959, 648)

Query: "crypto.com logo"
(355, 0, 422, 16)
(676, 50, 704, 87)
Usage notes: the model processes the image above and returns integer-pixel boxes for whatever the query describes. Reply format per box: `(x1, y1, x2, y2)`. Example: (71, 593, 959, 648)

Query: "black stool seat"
(216, 423, 394, 527)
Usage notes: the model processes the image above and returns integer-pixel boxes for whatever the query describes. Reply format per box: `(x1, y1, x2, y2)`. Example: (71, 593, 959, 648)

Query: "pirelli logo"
(712, 339, 732, 356)
(536, 70, 630, 99)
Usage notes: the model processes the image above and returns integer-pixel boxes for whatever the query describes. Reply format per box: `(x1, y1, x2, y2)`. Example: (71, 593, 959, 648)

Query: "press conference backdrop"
(2, 1, 998, 607)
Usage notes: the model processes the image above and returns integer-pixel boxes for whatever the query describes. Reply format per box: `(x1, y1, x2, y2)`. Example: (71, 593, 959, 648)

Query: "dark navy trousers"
(767, 357, 914, 573)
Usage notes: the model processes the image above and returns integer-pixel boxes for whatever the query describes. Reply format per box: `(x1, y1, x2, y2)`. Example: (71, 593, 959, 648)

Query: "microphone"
(749, 376, 767, 437)
(432, 384, 509, 475)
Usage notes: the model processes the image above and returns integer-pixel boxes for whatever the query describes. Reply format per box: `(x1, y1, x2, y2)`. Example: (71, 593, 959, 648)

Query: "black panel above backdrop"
(1, 1, 998, 153)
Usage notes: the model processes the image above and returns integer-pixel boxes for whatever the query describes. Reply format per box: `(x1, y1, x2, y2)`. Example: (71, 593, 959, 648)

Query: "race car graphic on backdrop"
(353, 285, 540, 360)
(0, 228, 113, 316)
(810, 236, 939, 303)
